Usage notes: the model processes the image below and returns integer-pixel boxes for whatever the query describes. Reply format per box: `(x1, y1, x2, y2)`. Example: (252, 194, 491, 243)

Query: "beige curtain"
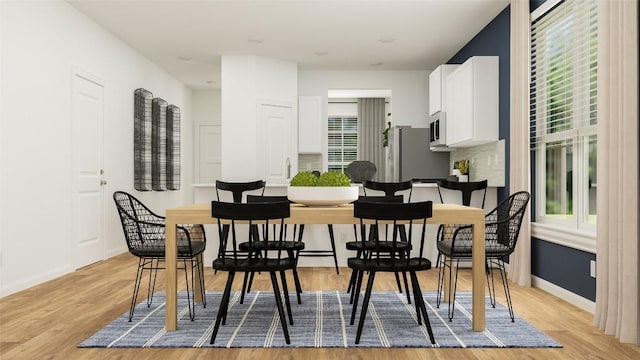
(358, 98, 385, 181)
(508, 0, 532, 287)
(593, 0, 639, 345)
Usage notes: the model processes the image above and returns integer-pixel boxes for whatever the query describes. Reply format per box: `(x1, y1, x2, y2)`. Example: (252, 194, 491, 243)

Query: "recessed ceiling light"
(370, 62, 383, 66)
(177, 55, 192, 61)
(248, 38, 264, 44)
(378, 38, 395, 43)
(314, 51, 329, 56)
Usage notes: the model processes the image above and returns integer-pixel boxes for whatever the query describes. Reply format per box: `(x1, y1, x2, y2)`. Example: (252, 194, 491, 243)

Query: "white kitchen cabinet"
(445, 56, 499, 147)
(428, 64, 459, 115)
(298, 96, 323, 153)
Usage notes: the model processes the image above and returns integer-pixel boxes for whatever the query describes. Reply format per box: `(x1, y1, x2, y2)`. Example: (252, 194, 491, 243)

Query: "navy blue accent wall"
(532, 239, 596, 301)
(530, 0, 547, 12)
(444, 0, 597, 302)
(447, 6, 510, 203)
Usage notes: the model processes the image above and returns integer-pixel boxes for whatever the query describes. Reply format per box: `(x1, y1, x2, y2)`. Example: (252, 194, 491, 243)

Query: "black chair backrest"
(354, 201, 433, 221)
(345, 161, 377, 183)
(353, 201, 433, 262)
(212, 200, 290, 221)
(246, 195, 291, 203)
(437, 179, 488, 208)
(246, 195, 295, 240)
(211, 201, 291, 263)
(363, 180, 413, 202)
(355, 195, 404, 204)
(485, 191, 530, 251)
(114, 191, 198, 257)
(215, 180, 266, 203)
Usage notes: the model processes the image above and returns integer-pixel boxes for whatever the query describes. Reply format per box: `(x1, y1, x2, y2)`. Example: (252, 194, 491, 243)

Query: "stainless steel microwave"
(429, 111, 446, 147)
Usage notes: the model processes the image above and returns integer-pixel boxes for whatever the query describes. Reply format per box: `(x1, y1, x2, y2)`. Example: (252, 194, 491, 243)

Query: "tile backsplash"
(450, 140, 505, 187)
(298, 154, 323, 173)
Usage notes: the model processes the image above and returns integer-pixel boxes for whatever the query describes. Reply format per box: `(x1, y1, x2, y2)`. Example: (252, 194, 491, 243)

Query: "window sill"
(531, 222, 596, 253)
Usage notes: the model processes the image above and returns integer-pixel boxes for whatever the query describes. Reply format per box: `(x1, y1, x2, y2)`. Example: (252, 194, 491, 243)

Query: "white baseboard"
(0, 264, 73, 298)
(532, 275, 595, 314)
(106, 246, 128, 259)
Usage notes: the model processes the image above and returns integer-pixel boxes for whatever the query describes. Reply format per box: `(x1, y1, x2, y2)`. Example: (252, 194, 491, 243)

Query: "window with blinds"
(328, 116, 358, 172)
(530, 0, 597, 231)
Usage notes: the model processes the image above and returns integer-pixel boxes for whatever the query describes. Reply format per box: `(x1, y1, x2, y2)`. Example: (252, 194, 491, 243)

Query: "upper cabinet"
(298, 96, 323, 153)
(445, 56, 499, 147)
(428, 64, 459, 115)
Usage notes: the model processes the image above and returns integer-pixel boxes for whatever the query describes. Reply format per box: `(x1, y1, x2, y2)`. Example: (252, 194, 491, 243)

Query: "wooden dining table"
(165, 202, 486, 332)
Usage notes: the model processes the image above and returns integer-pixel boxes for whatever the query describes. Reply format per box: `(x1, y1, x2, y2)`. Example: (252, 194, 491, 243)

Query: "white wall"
(0, 1, 195, 297)
(299, 70, 431, 170)
(220, 55, 297, 181)
(192, 90, 221, 126)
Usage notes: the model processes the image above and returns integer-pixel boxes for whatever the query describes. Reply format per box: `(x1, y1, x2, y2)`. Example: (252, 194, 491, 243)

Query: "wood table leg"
(471, 220, 485, 331)
(165, 219, 178, 331)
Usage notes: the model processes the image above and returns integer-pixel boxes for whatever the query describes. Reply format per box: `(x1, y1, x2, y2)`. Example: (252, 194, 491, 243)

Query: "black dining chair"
(214, 180, 266, 296)
(239, 195, 305, 304)
(436, 179, 488, 208)
(210, 200, 295, 344)
(434, 179, 488, 269)
(113, 191, 207, 322)
(436, 191, 530, 322)
(347, 180, 414, 302)
(344, 195, 408, 304)
(348, 200, 436, 345)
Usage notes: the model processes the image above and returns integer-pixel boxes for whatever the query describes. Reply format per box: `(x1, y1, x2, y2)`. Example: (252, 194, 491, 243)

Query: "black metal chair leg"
(355, 271, 376, 344)
(350, 269, 365, 324)
(402, 271, 411, 304)
(280, 270, 294, 325)
(497, 260, 515, 322)
(184, 259, 194, 321)
(435, 254, 446, 308)
(269, 271, 291, 344)
(210, 271, 235, 344)
(447, 259, 461, 321)
(197, 255, 207, 308)
(148, 258, 159, 307)
(393, 271, 402, 293)
(129, 258, 145, 322)
(410, 271, 435, 345)
(327, 225, 340, 274)
(240, 271, 250, 304)
(346, 250, 363, 294)
(288, 249, 303, 304)
(291, 268, 303, 304)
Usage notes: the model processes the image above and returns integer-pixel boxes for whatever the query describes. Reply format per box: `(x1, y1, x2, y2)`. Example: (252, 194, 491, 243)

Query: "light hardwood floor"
(1, 253, 639, 360)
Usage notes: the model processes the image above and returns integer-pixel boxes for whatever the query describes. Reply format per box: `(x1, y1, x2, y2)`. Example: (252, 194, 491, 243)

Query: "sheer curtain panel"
(594, 0, 639, 345)
(358, 98, 385, 181)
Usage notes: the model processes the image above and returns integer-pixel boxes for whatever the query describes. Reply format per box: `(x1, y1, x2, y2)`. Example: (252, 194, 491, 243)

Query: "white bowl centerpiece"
(287, 171, 359, 206)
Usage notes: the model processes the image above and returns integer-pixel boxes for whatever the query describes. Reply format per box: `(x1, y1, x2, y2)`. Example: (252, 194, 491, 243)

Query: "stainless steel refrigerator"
(386, 126, 450, 182)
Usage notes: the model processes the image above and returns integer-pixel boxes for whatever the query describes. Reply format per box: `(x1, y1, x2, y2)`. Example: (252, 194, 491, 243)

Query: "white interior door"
(257, 101, 294, 184)
(197, 124, 221, 183)
(72, 69, 105, 269)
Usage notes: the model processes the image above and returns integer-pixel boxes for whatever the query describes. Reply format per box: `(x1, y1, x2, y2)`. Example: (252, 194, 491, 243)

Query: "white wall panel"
(0, 1, 194, 297)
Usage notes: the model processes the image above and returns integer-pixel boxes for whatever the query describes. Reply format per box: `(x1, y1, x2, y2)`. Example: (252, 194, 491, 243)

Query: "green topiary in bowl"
(316, 171, 351, 187)
(288, 171, 356, 206)
(290, 171, 318, 186)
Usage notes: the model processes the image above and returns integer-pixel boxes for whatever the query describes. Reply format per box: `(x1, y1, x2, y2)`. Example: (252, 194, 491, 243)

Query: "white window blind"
(328, 116, 358, 172)
(530, 0, 597, 150)
(530, 0, 598, 236)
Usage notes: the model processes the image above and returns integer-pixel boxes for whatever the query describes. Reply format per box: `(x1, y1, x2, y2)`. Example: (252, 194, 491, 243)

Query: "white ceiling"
(67, 0, 509, 90)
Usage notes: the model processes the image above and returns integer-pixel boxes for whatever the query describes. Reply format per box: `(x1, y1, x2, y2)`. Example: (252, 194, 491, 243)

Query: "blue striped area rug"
(79, 291, 562, 348)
